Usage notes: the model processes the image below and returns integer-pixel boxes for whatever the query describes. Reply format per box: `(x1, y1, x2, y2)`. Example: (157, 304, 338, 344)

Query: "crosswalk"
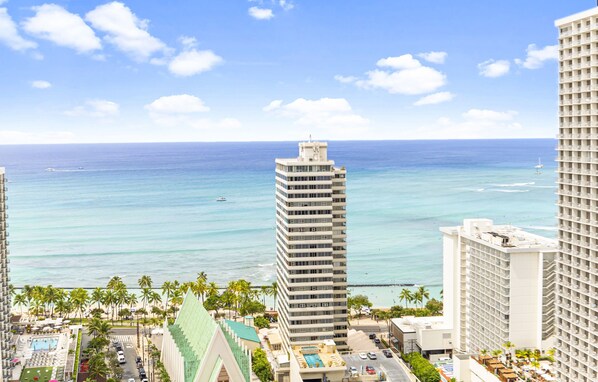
(110, 335, 135, 345)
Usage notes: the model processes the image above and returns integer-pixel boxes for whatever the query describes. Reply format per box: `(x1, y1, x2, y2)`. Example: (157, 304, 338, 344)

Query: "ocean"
(0, 140, 557, 306)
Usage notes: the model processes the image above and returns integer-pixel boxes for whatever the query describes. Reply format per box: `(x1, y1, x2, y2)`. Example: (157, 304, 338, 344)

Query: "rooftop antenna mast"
(308, 133, 312, 142)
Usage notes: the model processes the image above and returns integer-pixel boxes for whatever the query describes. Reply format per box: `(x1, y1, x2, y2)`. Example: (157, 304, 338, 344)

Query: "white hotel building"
(275, 141, 348, 352)
(441, 219, 556, 354)
(0, 168, 11, 382)
(555, 8, 598, 382)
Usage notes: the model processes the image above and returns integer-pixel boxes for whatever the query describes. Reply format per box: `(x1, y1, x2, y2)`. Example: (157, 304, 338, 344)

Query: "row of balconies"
(560, 25, 598, 37)
(560, 72, 598, 82)
(560, 61, 598, 72)
(559, 108, 598, 116)
(557, 175, 598, 183)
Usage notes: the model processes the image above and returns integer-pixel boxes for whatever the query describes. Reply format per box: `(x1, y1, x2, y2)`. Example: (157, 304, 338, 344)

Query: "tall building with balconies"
(555, 9, 598, 382)
(441, 219, 556, 354)
(0, 168, 11, 382)
(275, 141, 348, 352)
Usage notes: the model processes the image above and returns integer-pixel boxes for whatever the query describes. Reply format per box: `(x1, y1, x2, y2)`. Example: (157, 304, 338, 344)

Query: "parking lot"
(343, 351, 411, 382)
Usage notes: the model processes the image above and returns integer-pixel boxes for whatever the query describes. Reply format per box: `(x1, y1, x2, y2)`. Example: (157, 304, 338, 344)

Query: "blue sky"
(0, 0, 591, 143)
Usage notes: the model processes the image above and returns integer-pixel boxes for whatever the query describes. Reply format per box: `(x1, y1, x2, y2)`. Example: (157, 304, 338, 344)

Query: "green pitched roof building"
(161, 292, 252, 382)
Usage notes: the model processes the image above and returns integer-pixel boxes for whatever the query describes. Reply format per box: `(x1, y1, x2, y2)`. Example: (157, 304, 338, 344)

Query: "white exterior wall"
(0, 168, 11, 382)
(441, 219, 556, 354)
(555, 8, 598, 382)
(417, 328, 452, 353)
(508, 252, 542, 349)
(161, 327, 186, 382)
(275, 142, 348, 352)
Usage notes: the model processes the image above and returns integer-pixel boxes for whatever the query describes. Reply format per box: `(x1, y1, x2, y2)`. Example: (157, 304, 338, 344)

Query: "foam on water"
(0, 140, 558, 295)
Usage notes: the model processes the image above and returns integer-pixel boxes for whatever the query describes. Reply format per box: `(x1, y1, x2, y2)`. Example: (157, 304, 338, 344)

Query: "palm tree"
(141, 287, 152, 312)
(399, 289, 413, 308)
(491, 349, 503, 358)
(417, 286, 430, 307)
(55, 298, 73, 318)
(260, 286, 269, 305)
(13, 293, 26, 315)
(88, 352, 110, 381)
(412, 290, 423, 309)
(148, 291, 162, 315)
(103, 290, 116, 322)
(270, 281, 278, 311)
(480, 349, 488, 356)
(138, 275, 153, 290)
(70, 288, 89, 322)
(91, 288, 104, 311)
(195, 273, 208, 303)
(107, 276, 124, 290)
(161, 281, 175, 312)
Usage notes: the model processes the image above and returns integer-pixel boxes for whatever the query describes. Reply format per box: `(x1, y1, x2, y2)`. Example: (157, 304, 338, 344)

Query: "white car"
(128, 379, 135, 382)
(358, 352, 367, 360)
(349, 366, 358, 376)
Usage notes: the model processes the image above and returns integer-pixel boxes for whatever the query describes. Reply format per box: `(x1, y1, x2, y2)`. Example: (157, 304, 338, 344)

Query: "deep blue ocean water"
(0, 140, 558, 300)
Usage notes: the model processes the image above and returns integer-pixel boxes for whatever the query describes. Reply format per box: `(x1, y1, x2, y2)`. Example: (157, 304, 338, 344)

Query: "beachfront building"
(389, 316, 453, 361)
(555, 8, 598, 382)
(161, 292, 252, 382)
(441, 219, 557, 354)
(0, 168, 11, 382)
(275, 141, 348, 352)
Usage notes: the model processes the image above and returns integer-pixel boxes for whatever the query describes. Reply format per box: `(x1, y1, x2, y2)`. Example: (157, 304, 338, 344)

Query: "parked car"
(367, 352, 377, 360)
(139, 368, 147, 379)
(135, 356, 142, 363)
(368, 333, 376, 339)
(117, 354, 126, 364)
(128, 379, 135, 382)
(374, 338, 381, 344)
(382, 349, 393, 358)
(358, 352, 367, 360)
(141, 379, 148, 382)
(365, 366, 376, 375)
(136, 361, 143, 369)
(349, 366, 358, 377)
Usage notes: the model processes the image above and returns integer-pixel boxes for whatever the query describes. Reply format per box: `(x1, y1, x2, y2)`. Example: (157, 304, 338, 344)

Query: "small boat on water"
(45, 168, 56, 172)
(534, 158, 544, 169)
(216, 196, 227, 202)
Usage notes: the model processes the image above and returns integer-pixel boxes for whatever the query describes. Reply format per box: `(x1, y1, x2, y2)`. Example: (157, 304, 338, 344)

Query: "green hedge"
(402, 352, 440, 382)
(73, 329, 82, 376)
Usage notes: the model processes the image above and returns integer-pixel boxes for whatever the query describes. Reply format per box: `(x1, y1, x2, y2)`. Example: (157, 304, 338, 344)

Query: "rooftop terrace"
(292, 341, 345, 370)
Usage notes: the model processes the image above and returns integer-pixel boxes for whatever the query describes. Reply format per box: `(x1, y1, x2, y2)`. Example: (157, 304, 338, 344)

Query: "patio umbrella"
(43, 327, 53, 332)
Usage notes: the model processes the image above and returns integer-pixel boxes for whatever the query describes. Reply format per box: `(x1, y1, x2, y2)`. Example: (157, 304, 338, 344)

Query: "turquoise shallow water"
(0, 140, 557, 299)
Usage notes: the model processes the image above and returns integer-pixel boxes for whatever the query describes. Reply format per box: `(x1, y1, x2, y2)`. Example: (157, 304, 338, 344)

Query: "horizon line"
(0, 137, 558, 146)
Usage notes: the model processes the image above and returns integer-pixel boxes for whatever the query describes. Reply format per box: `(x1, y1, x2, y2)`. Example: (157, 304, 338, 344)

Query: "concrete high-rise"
(275, 141, 348, 352)
(0, 168, 11, 382)
(555, 9, 598, 382)
(441, 219, 556, 354)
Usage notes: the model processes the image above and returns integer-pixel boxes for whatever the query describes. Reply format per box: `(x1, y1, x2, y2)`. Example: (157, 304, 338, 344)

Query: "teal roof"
(224, 320, 260, 343)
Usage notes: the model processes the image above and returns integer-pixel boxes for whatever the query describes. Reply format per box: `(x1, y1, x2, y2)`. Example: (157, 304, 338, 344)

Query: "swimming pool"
(31, 338, 58, 351)
(303, 353, 324, 368)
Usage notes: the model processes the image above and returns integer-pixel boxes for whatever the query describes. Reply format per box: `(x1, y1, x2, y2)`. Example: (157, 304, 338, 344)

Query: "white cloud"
(64, 100, 119, 117)
(248, 7, 274, 20)
(345, 54, 447, 95)
(0, 8, 37, 51)
(145, 94, 209, 114)
(418, 51, 447, 64)
(462, 108, 517, 122)
(85, 1, 167, 61)
(145, 94, 239, 129)
(263, 99, 283, 112)
(23, 4, 101, 53)
(376, 54, 421, 70)
(478, 59, 510, 78)
(0, 130, 75, 144)
(168, 49, 223, 76)
(31, 80, 51, 89)
(263, 97, 369, 127)
(279, 0, 294, 10)
(515, 44, 558, 69)
(410, 109, 523, 139)
(413, 91, 455, 106)
(178, 35, 197, 49)
(358, 67, 446, 95)
(334, 75, 357, 84)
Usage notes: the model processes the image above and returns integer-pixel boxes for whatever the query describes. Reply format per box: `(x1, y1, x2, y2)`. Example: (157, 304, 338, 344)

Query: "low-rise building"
(390, 316, 453, 361)
(289, 340, 346, 382)
(161, 292, 252, 382)
(224, 320, 261, 351)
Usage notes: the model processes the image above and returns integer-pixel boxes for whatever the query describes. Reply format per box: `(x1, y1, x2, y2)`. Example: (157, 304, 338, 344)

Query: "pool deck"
(11, 328, 75, 382)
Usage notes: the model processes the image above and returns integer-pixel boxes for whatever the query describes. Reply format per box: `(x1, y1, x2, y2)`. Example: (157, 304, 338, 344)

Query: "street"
(343, 352, 411, 382)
